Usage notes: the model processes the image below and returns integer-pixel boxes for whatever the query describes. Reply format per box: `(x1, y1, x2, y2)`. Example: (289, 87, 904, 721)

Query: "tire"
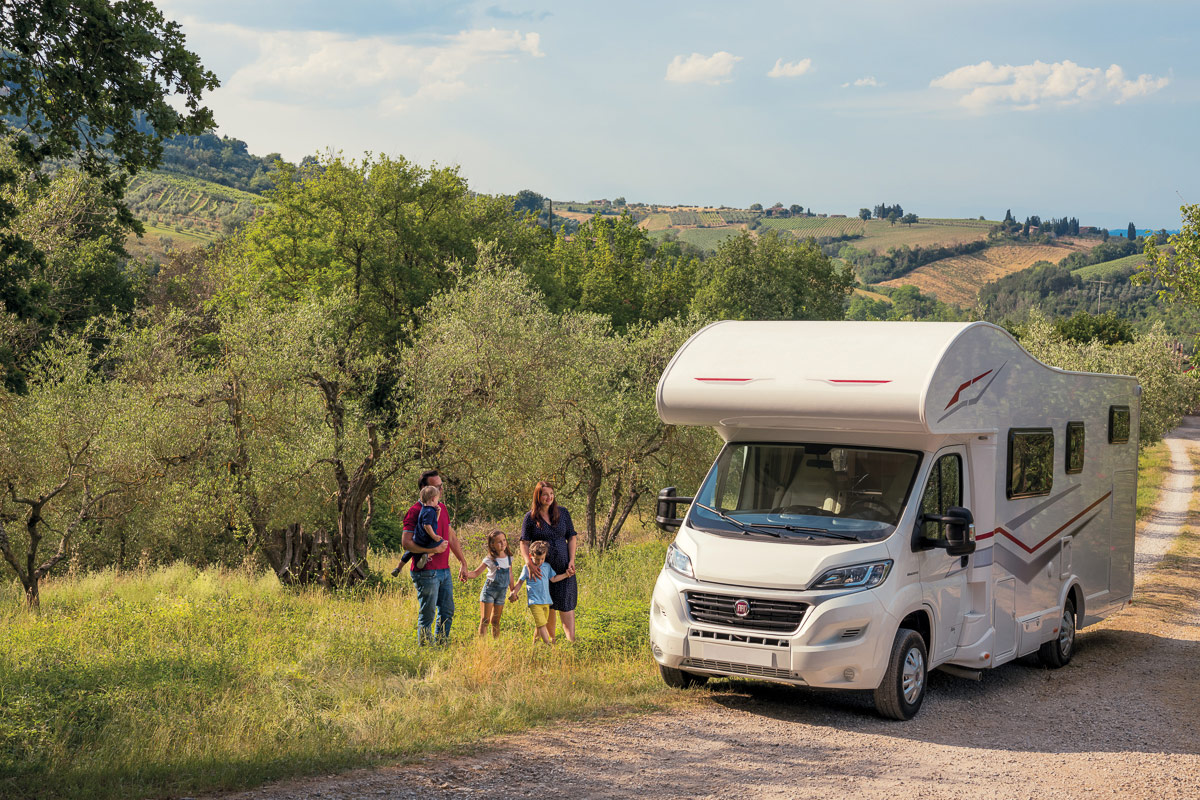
(873, 627, 928, 720)
(1038, 596, 1077, 668)
(659, 664, 709, 689)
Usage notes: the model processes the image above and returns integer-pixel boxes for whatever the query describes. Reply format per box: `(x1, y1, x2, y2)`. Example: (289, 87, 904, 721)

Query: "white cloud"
(665, 51, 741, 85)
(930, 59, 1168, 110)
(842, 76, 881, 88)
(767, 58, 812, 78)
(216, 26, 543, 113)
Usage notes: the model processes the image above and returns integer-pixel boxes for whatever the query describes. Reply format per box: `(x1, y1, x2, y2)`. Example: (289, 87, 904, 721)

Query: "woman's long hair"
(530, 480, 560, 525)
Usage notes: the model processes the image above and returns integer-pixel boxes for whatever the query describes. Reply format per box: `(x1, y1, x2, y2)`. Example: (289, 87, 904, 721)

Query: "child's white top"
(482, 554, 512, 580)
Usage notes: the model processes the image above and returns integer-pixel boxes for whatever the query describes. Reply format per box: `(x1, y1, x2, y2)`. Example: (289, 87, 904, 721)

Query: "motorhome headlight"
(665, 542, 694, 579)
(811, 560, 893, 591)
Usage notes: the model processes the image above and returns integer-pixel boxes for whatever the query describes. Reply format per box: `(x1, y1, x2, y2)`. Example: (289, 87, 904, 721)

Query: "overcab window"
(1109, 406, 1130, 444)
(1008, 428, 1054, 499)
(1066, 422, 1085, 474)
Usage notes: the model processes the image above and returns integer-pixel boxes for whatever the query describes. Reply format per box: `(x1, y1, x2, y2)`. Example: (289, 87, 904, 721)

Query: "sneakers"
(416, 552, 432, 569)
(390, 564, 402, 577)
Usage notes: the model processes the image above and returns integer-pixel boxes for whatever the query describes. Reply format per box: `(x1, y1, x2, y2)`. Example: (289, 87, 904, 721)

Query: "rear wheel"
(873, 627, 928, 720)
(659, 664, 709, 689)
(1038, 596, 1077, 668)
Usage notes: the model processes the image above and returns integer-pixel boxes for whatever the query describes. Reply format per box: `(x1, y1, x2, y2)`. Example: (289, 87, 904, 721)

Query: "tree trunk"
(583, 463, 603, 549)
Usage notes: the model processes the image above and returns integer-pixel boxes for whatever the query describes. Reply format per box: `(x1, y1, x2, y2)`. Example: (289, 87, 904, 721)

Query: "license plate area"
(687, 629, 790, 668)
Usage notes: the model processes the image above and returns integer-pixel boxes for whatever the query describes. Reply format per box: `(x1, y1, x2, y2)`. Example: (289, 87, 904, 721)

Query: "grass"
(1137, 440, 1172, 521)
(0, 530, 676, 800)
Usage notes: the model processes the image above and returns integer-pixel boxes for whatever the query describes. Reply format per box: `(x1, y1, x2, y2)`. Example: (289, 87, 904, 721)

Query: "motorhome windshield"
(688, 442, 922, 543)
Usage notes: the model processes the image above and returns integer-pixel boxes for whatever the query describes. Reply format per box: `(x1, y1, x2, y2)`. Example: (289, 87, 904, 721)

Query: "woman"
(520, 480, 578, 642)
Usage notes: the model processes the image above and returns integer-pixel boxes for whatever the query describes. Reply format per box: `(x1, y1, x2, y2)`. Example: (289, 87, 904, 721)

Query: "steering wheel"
(846, 498, 895, 522)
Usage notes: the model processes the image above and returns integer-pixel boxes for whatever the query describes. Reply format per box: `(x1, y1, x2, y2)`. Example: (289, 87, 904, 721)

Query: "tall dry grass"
(0, 533, 674, 800)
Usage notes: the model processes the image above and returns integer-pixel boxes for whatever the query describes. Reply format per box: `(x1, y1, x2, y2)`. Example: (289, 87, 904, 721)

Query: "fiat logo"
(733, 599, 751, 618)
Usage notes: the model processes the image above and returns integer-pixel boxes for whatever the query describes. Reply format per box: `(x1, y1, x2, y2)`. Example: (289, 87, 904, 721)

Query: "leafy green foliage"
(219, 153, 544, 348)
(691, 230, 855, 320)
(0, 0, 217, 235)
(1138, 203, 1200, 307)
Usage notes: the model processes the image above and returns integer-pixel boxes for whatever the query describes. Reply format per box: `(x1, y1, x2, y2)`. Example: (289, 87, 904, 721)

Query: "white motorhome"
(650, 321, 1139, 719)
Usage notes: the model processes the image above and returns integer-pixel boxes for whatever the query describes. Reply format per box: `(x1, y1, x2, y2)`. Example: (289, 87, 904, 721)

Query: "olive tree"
(0, 324, 196, 606)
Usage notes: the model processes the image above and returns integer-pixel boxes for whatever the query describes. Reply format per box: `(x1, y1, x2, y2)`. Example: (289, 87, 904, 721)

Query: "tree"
(1128, 222, 1137, 240)
(749, 203, 763, 212)
(0, 323, 196, 607)
(791, 204, 804, 216)
(0, 1, 218, 236)
(859, 208, 872, 221)
(887, 211, 900, 226)
(901, 213, 919, 227)
(690, 230, 855, 321)
(219, 153, 543, 348)
(1138, 204, 1200, 306)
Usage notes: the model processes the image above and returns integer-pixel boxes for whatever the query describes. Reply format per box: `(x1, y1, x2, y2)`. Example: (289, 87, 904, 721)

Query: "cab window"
(921, 453, 962, 541)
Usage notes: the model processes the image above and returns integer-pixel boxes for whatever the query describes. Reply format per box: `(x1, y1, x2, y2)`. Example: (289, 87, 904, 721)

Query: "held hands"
(508, 590, 519, 602)
(566, 559, 576, 577)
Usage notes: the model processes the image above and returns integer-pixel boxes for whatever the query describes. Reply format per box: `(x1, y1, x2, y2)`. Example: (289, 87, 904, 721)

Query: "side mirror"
(655, 487, 694, 532)
(920, 506, 976, 556)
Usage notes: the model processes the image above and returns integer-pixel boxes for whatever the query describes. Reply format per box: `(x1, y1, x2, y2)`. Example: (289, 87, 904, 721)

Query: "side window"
(1066, 421, 1085, 474)
(718, 446, 747, 509)
(1008, 428, 1054, 499)
(921, 453, 962, 540)
(1109, 405, 1130, 444)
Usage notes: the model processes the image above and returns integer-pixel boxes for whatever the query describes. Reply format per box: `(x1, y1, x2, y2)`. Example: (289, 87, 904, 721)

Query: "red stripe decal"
(978, 491, 1112, 553)
(695, 378, 752, 382)
(944, 369, 994, 410)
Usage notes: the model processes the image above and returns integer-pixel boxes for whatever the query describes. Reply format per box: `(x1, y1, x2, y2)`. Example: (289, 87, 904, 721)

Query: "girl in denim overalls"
(466, 530, 517, 637)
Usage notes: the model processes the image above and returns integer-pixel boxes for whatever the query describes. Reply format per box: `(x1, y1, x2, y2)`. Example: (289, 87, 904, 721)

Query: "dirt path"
(1136, 417, 1200, 579)
(209, 423, 1200, 800)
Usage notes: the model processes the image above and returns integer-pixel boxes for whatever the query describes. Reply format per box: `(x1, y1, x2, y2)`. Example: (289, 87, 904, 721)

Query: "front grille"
(684, 591, 808, 633)
(681, 658, 802, 681)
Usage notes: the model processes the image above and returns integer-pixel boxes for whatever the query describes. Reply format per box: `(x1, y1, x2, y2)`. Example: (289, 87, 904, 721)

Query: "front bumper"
(649, 567, 896, 689)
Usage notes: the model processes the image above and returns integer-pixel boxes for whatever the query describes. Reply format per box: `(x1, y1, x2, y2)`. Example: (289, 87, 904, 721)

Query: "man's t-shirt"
(518, 562, 557, 605)
(404, 501, 450, 572)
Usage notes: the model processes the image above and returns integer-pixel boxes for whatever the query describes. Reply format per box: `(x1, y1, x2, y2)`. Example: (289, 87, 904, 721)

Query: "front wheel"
(659, 664, 709, 689)
(1038, 596, 1077, 668)
(873, 628, 928, 720)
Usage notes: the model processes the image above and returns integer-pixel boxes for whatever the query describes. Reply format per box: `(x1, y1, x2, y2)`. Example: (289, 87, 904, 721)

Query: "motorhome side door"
(915, 446, 971, 662)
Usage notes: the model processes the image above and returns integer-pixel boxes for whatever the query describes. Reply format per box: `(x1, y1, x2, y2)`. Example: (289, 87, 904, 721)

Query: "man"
(394, 470, 469, 644)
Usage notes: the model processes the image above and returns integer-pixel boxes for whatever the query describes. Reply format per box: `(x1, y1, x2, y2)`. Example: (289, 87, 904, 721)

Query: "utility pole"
(1087, 278, 1109, 314)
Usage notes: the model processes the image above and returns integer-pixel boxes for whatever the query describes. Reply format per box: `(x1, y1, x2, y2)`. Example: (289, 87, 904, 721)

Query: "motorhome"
(650, 321, 1139, 719)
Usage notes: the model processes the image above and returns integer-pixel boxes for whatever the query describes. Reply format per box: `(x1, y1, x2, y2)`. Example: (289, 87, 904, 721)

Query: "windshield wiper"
(754, 522, 860, 541)
(693, 502, 782, 537)
(694, 503, 859, 541)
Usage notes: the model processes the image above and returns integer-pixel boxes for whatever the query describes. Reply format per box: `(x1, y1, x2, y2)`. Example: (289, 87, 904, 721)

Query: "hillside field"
(856, 219, 993, 251)
(1073, 252, 1147, 279)
(878, 242, 1092, 307)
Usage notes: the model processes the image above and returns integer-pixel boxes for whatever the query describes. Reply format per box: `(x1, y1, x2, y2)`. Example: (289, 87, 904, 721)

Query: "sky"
(156, 0, 1199, 228)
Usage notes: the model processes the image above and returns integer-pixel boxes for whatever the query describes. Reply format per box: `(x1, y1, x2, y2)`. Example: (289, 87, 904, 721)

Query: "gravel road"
(209, 421, 1200, 800)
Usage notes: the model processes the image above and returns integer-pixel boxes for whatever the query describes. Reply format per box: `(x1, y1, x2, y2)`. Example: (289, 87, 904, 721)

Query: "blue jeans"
(412, 568, 454, 644)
